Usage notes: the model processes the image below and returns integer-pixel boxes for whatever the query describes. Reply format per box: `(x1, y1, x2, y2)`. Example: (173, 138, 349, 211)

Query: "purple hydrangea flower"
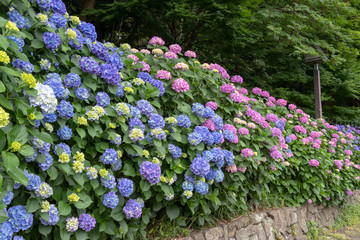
(188, 132, 202, 146)
(79, 56, 99, 75)
(49, 13, 67, 29)
(95, 92, 110, 107)
(168, 144, 182, 159)
(57, 125, 72, 140)
(51, 0, 67, 15)
(148, 113, 165, 129)
(106, 52, 123, 71)
(101, 148, 117, 165)
(37, 0, 52, 11)
(90, 42, 109, 61)
(12, 59, 34, 73)
(123, 199, 142, 219)
(190, 156, 210, 177)
(136, 100, 154, 115)
(39, 204, 59, 226)
(97, 63, 121, 85)
(212, 132, 223, 144)
(78, 214, 96, 232)
(139, 161, 161, 185)
(75, 87, 89, 100)
(77, 21, 97, 41)
(7, 36, 24, 52)
(101, 175, 116, 189)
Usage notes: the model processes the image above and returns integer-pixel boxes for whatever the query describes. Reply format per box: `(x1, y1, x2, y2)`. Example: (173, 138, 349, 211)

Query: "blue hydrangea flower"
(182, 181, 194, 191)
(64, 73, 81, 88)
(24, 171, 41, 191)
(177, 115, 191, 128)
(275, 120, 285, 131)
(195, 181, 209, 195)
(101, 148, 117, 165)
(78, 21, 97, 41)
(223, 130, 235, 142)
(205, 168, 217, 180)
(285, 136, 292, 143)
(42, 32, 61, 51)
(129, 118, 145, 132)
(37, 0, 52, 11)
(33, 137, 51, 154)
(7, 205, 33, 232)
(79, 56, 99, 75)
(110, 134, 122, 146)
(57, 100, 74, 119)
(123, 199, 142, 219)
(214, 169, 224, 183)
(139, 161, 161, 185)
(57, 125, 72, 140)
(211, 114, 224, 130)
(168, 144, 182, 159)
(51, 0, 67, 15)
(112, 160, 122, 171)
(116, 83, 124, 98)
(212, 132, 223, 144)
(69, 29, 84, 50)
(129, 106, 141, 118)
(136, 100, 154, 115)
(148, 113, 165, 129)
(39, 153, 53, 171)
(44, 78, 66, 99)
(202, 107, 215, 118)
(211, 148, 225, 168)
(202, 150, 214, 162)
(75, 87, 89, 100)
(117, 178, 134, 197)
(90, 42, 109, 61)
(137, 72, 154, 84)
(40, 204, 59, 226)
(103, 191, 119, 209)
(7, 36, 24, 52)
(188, 132, 202, 146)
(43, 113, 57, 123)
(13, 236, 25, 240)
(8, 9, 31, 29)
(150, 128, 166, 140)
(190, 156, 210, 177)
(222, 150, 234, 166)
(97, 63, 121, 85)
(101, 174, 116, 189)
(2, 191, 14, 205)
(49, 13, 67, 29)
(0, 220, 13, 240)
(12, 59, 34, 73)
(192, 103, 205, 116)
(78, 213, 96, 232)
(95, 92, 110, 107)
(151, 79, 165, 96)
(106, 52, 123, 71)
(54, 142, 71, 156)
(194, 126, 213, 145)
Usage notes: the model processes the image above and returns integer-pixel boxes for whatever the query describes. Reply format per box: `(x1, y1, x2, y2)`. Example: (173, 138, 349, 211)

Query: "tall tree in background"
(64, 0, 360, 121)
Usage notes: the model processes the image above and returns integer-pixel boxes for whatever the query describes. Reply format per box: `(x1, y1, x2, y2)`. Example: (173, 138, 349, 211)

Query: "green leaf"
(0, 66, 20, 77)
(18, 144, 34, 156)
(0, 35, 9, 50)
(166, 205, 180, 220)
(58, 201, 71, 216)
(76, 128, 86, 139)
(27, 198, 40, 213)
(170, 132, 182, 142)
(39, 225, 52, 236)
(122, 164, 136, 177)
(7, 168, 27, 186)
(73, 174, 84, 185)
(27, 128, 53, 143)
(8, 124, 28, 143)
(0, 81, 5, 93)
(0, 129, 6, 152)
(119, 220, 128, 235)
(31, 39, 44, 49)
(0, 95, 13, 110)
(75, 231, 88, 240)
(47, 166, 58, 180)
(2, 151, 19, 170)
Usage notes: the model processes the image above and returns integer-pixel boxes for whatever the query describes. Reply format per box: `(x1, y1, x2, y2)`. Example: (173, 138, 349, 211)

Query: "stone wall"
(178, 191, 360, 240)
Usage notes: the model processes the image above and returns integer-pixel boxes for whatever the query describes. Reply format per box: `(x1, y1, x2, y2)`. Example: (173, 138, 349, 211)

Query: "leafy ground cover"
(0, 0, 359, 239)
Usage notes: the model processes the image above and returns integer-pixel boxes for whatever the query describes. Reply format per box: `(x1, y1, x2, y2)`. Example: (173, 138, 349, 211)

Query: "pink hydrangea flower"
(346, 190, 353, 196)
(271, 128, 282, 137)
(266, 101, 275, 107)
(221, 84, 235, 93)
(299, 116, 309, 125)
(239, 87, 248, 95)
(184, 50, 196, 58)
(156, 70, 172, 80)
(261, 121, 270, 128)
(310, 131, 321, 138)
(312, 143, 320, 149)
(230, 93, 243, 103)
(334, 160, 343, 170)
(344, 149, 353, 155)
(309, 159, 319, 167)
(226, 165, 237, 173)
(288, 104, 296, 110)
(169, 44, 182, 54)
(223, 123, 237, 135)
(205, 101, 218, 110)
(208, 63, 230, 79)
(260, 91, 270, 98)
(202, 119, 216, 131)
(152, 48, 164, 55)
(289, 134, 297, 140)
(172, 78, 189, 93)
(140, 49, 150, 54)
(276, 99, 287, 106)
(231, 75, 243, 84)
(127, 54, 139, 61)
(164, 51, 178, 59)
(287, 114, 294, 118)
(268, 97, 276, 102)
(174, 62, 189, 71)
(241, 148, 254, 158)
(133, 61, 150, 72)
(130, 48, 139, 53)
(308, 199, 313, 204)
(294, 125, 307, 134)
(238, 127, 249, 135)
(295, 109, 304, 114)
(346, 133, 354, 140)
(148, 36, 165, 46)
(238, 166, 247, 173)
(266, 113, 278, 122)
(252, 87, 262, 95)
(311, 121, 317, 126)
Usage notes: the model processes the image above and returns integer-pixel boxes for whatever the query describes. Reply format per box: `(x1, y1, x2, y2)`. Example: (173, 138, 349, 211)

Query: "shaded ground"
(312, 203, 360, 240)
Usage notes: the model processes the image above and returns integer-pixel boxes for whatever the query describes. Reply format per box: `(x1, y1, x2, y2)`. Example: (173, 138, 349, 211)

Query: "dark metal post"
(314, 63, 322, 119)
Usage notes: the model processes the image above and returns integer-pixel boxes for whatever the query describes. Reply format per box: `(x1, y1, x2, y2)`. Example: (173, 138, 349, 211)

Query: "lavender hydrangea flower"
(103, 191, 119, 209)
(106, 52, 123, 71)
(148, 113, 165, 129)
(117, 178, 134, 197)
(97, 64, 121, 85)
(177, 115, 191, 128)
(139, 161, 161, 185)
(190, 156, 210, 177)
(101, 175, 116, 189)
(136, 100, 154, 115)
(79, 56, 99, 75)
(123, 199, 142, 219)
(96, 92, 110, 107)
(40, 204, 59, 225)
(168, 144, 182, 159)
(78, 214, 96, 232)
(75, 87, 89, 100)
(64, 73, 81, 88)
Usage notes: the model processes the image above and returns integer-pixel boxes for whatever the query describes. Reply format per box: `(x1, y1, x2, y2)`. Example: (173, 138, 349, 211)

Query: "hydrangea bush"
(0, 0, 359, 239)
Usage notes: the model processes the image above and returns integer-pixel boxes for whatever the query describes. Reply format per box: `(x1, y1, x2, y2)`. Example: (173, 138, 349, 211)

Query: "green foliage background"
(64, 0, 360, 122)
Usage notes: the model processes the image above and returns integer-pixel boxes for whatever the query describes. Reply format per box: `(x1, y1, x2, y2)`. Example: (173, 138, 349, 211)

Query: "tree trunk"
(80, 0, 96, 21)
